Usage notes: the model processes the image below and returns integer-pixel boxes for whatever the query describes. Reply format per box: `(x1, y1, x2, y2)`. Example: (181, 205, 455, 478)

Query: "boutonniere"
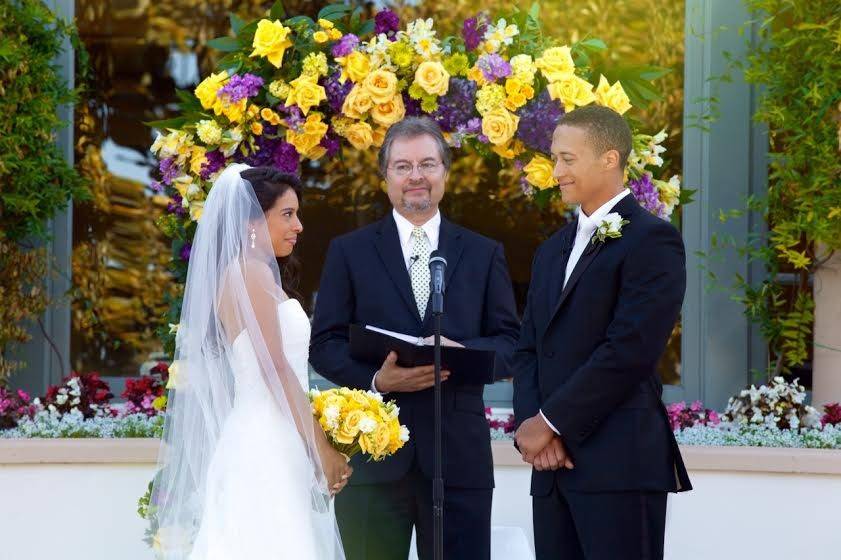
(592, 212, 629, 245)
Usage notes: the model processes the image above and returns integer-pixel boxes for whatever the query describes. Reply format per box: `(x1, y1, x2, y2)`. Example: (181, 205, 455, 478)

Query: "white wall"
(3, 460, 841, 560)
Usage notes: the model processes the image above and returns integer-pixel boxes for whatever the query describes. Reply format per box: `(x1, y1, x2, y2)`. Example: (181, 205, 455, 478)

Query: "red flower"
(821, 403, 841, 427)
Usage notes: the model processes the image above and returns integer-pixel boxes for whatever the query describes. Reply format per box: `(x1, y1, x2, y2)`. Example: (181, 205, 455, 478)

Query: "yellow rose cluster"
(310, 387, 410, 461)
(151, 8, 680, 230)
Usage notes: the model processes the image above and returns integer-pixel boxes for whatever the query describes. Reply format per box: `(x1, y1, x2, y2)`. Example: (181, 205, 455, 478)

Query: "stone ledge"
(2, 438, 841, 475)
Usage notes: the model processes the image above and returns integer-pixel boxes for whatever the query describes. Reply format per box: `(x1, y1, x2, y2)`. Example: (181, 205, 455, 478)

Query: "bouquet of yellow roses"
(309, 387, 409, 462)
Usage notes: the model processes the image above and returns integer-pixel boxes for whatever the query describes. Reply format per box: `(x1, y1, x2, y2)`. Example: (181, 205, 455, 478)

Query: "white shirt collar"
(392, 208, 441, 258)
(577, 189, 631, 234)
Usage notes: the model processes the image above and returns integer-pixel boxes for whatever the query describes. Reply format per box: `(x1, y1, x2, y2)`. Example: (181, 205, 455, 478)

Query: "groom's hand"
(515, 414, 556, 461)
(375, 351, 451, 392)
(532, 437, 574, 471)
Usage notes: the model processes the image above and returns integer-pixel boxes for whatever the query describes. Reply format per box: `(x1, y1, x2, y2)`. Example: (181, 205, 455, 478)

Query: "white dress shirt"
(371, 209, 442, 392)
(542, 188, 631, 435)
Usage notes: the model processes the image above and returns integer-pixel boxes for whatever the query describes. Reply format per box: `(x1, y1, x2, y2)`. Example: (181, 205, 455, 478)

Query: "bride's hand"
(319, 442, 353, 496)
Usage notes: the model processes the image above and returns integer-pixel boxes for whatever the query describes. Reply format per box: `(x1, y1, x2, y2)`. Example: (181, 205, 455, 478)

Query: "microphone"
(428, 250, 447, 315)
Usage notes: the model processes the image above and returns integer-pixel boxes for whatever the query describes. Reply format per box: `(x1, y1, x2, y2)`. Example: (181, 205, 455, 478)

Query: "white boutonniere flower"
(592, 212, 629, 244)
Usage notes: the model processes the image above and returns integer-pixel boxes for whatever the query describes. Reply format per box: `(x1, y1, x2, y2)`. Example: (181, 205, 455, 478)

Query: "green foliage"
(711, 1, 840, 375)
(0, 0, 89, 383)
(0, 0, 89, 242)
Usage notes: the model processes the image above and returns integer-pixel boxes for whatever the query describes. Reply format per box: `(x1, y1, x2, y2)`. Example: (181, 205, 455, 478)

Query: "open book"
(349, 324, 496, 385)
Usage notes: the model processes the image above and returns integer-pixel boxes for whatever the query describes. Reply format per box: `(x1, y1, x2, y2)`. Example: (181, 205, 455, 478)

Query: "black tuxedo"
(310, 213, 519, 560)
(513, 194, 691, 559)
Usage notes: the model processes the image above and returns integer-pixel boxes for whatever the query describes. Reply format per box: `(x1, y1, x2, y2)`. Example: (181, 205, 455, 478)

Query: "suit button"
(544, 350, 555, 358)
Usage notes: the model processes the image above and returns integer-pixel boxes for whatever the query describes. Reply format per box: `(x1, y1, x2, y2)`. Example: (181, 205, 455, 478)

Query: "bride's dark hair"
(239, 167, 305, 306)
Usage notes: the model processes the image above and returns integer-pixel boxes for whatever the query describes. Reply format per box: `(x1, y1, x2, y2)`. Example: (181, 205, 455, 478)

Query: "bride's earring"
(250, 228, 256, 249)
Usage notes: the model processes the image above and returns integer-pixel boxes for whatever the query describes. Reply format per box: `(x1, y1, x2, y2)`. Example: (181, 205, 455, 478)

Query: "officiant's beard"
(401, 198, 433, 213)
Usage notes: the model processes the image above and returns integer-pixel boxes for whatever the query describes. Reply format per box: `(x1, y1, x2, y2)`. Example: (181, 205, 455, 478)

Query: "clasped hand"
(514, 414, 574, 471)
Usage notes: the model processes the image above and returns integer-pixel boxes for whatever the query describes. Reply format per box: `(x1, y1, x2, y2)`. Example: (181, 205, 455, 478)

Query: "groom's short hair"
(378, 117, 452, 177)
(556, 106, 632, 168)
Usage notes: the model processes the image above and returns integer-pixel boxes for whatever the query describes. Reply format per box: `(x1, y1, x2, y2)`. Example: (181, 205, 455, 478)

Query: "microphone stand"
(429, 255, 446, 560)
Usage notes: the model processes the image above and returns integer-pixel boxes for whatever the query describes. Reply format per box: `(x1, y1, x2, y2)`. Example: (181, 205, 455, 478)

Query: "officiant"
(310, 116, 520, 560)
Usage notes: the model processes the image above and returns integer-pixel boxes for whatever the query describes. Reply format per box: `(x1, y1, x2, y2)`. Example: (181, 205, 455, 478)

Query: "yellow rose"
(286, 113, 328, 156)
(335, 409, 366, 444)
(594, 75, 632, 115)
(219, 98, 247, 123)
(313, 31, 329, 43)
(341, 84, 373, 119)
(371, 95, 406, 127)
(344, 121, 374, 150)
(285, 75, 327, 116)
(189, 146, 206, 176)
(547, 74, 596, 112)
(317, 18, 334, 30)
(250, 19, 293, 68)
(363, 69, 399, 105)
(414, 61, 450, 96)
(481, 108, 520, 146)
(250, 122, 263, 136)
(194, 71, 228, 112)
(339, 51, 371, 83)
(260, 108, 282, 126)
(535, 46, 576, 82)
(371, 125, 389, 148)
(491, 139, 524, 160)
(523, 155, 559, 190)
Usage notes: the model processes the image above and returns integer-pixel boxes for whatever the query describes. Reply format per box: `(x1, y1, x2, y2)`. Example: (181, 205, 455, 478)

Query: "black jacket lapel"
(549, 193, 640, 321)
(421, 216, 463, 330)
(374, 215, 423, 325)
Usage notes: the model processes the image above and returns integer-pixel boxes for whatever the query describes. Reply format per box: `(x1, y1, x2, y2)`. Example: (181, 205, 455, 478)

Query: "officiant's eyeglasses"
(388, 161, 442, 177)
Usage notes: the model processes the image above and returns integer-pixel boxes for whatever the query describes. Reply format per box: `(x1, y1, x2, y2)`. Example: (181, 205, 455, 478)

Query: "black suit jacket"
(513, 194, 692, 495)
(310, 214, 520, 488)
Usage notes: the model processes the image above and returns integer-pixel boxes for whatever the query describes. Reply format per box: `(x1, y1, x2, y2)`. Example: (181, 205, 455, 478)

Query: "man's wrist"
(539, 410, 560, 436)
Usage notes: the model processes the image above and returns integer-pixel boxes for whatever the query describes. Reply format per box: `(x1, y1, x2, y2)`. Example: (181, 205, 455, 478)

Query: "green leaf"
(579, 38, 607, 51)
(269, 1, 286, 20)
(285, 15, 316, 30)
(318, 3, 353, 22)
(144, 117, 189, 130)
(229, 13, 245, 35)
(207, 36, 240, 52)
(348, 6, 362, 33)
(528, 2, 540, 21)
(357, 20, 375, 37)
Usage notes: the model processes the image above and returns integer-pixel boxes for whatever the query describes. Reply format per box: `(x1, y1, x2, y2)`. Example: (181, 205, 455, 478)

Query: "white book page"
(365, 325, 425, 346)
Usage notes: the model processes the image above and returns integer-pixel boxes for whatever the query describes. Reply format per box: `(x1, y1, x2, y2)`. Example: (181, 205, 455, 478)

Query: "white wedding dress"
(189, 299, 333, 559)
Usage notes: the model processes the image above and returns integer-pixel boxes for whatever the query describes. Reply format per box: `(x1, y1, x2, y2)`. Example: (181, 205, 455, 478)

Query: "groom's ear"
(601, 148, 621, 171)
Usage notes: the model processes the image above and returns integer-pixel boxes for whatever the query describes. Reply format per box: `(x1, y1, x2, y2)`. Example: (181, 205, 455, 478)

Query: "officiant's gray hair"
(378, 117, 452, 177)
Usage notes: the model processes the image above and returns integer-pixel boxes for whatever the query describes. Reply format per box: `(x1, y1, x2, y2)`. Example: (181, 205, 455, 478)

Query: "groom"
(310, 116, 520, 559)
(513, 106, 692, 559)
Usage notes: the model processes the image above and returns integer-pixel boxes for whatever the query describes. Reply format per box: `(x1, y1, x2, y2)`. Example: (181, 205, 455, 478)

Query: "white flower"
(406, 18, 440, 57)
(593, 212, 628, 244)
(483, 18, 519, 52)
(55, 394, 68, 405)
(358, 417, 377, 434)
(323, 406, 340, 429)
(399, 425, 410, 442)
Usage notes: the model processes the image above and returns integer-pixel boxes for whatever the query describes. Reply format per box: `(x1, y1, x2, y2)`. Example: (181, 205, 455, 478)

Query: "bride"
(152, 163, 351, 559)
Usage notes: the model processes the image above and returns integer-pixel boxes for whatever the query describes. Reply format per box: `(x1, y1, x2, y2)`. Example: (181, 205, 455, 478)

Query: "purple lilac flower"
(320, 132, 341, 159)
(150, 180, 164, 193)
(218, 73, 264, 103)
(279, 104, 305, 132)
(477, 53, 511, 82)
(325, 71, 354, 113)
(200, 149, 227, 180)
(477, 134, 489, 144)
(159, 157, 180, 185)
(516, 90, 564, 153)
(179, 242, 192, 262)
(245, 131, 280, 167)
(628, 173, 667, 218)
(273, 141, 300, 174)
(332, 34, 360, 58)
(462, 15, 488, 52)
(402, 92, 423, 117)
(167, 194, 187, 217)
(374, 9, 400, 36)
(432, 78, 478, 132)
